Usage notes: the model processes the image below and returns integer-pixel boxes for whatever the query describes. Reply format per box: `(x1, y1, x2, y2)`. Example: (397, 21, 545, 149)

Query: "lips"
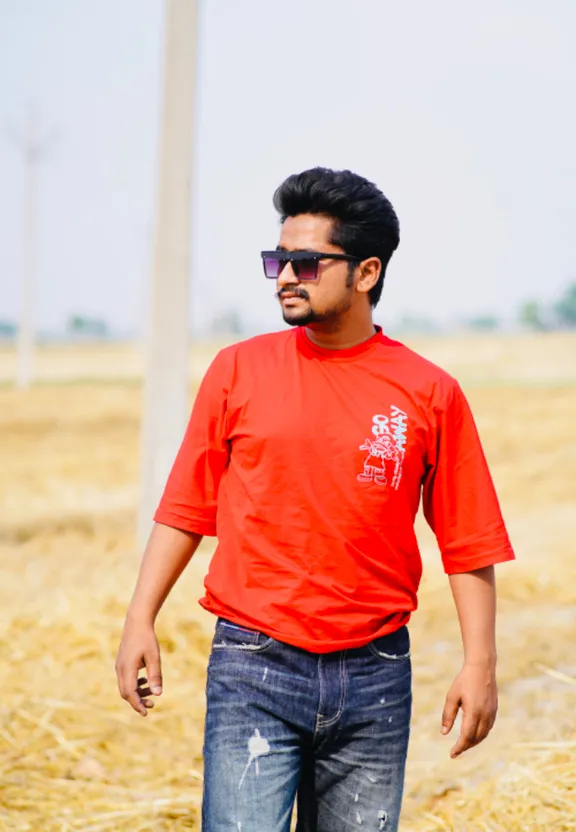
(279, 292, 308, 302)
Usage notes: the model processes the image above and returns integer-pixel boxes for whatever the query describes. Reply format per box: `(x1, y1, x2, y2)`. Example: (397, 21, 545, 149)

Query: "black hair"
(273, 167, 399, 307)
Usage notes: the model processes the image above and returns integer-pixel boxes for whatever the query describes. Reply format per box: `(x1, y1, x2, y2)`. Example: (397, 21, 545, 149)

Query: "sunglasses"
(261, 250, 359, 281)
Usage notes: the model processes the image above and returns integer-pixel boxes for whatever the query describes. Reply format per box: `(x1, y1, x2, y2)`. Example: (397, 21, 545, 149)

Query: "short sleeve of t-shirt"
(153, 348, 232, 537)
(422, 379, 515, 574)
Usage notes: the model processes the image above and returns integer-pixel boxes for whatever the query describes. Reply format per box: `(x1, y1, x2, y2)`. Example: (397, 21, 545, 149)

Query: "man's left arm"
(422, 379, 515, 758)
(442, 566, 498, 757)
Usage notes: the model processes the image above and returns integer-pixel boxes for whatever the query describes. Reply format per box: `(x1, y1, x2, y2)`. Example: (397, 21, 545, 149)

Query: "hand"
(441, 662, 498, 758)
(115, 618, 163, 717)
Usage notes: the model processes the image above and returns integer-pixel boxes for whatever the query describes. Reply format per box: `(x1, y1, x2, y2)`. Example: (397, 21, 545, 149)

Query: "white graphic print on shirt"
(357, 406, 408, 489)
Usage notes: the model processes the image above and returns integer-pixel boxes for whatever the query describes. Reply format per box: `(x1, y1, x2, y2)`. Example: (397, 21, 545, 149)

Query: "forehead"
(278, 214, 340, 252)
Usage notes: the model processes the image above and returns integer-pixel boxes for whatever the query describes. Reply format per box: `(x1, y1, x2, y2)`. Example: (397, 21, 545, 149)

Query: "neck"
(304, 309, 376, 351)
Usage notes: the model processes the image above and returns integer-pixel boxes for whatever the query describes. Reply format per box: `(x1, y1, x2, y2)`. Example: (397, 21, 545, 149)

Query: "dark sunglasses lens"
(294, 258, 318, 280)
(263, 256, 285, 279)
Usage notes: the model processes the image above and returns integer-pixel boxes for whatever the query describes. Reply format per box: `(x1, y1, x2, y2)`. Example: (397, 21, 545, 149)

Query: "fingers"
(145, 653, 163, 696)
(137, 677, 155, 710)
(441, 690, 460, 735)
(116, 652, 150, 717)
(115, 630, 162, 716)
(450, 709, 481, 758)
(473, 705, 497, 746)
(116, 663, 148, 717)
(450, 697, 498, 757)
(443, 667, 498, 757)
(448, 704, 498, 758)
(137, 677, 152, 697)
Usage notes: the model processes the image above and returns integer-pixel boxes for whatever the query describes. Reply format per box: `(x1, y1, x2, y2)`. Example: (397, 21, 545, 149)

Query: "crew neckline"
(296, 325, 387, 361)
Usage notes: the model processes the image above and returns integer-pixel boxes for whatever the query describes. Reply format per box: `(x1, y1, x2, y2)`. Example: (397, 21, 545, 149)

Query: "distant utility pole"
(11, 104, 52, 389)
(138, 0, 199, 544)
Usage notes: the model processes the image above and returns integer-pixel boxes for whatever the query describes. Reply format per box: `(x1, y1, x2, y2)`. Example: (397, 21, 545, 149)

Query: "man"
(116, 168, 515, 831)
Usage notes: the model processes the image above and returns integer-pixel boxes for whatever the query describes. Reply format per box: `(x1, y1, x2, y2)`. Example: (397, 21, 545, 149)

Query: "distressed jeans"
(202, 619, 412, 832)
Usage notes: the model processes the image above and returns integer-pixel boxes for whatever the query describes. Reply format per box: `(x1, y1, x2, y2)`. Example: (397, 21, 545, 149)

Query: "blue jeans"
(202, 619, 412, 831)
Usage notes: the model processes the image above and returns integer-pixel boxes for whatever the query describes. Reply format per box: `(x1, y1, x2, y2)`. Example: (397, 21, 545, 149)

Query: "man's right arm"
(115, 523, 203, 716)
(115, 348, 233, 716)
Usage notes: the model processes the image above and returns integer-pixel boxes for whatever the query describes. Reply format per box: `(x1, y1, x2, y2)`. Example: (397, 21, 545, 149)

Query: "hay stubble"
(1, 336, 575, 830)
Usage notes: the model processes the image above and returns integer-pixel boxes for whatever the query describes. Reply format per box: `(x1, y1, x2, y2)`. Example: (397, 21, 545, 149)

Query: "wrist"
(463, 653, 497, 670)
(126, 606, 156, 627)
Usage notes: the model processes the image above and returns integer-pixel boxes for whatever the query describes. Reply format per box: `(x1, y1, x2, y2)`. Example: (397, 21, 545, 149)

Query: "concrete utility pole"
(138, 0, 199, 544)
(14, 105, 49, 389)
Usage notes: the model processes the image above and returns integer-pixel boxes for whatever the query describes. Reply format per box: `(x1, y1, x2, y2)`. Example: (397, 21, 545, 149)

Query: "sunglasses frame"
(260, 250, 360, 281)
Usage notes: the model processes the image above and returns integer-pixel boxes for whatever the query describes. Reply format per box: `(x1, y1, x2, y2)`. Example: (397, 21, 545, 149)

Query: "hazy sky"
(1, 0, 575, 334)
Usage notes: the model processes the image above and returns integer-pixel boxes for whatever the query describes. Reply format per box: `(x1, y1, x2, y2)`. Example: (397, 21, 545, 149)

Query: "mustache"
(276, 288, 310, 301)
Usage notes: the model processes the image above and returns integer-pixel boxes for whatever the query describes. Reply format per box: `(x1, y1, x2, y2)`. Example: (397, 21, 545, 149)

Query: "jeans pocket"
(368, 626, 411, 662)
(211, 618, 274, 653)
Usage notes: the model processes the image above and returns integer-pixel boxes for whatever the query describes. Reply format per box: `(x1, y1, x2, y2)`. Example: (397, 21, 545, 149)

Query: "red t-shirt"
(154, 327, 514, 652)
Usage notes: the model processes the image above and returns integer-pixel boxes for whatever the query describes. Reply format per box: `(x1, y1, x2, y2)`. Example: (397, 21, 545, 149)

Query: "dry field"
(0, 333, 575, 831)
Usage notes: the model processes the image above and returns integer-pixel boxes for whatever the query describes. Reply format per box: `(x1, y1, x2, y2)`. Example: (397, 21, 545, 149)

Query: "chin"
(282, 310, 316, 327)
(280, 302, 315, 326)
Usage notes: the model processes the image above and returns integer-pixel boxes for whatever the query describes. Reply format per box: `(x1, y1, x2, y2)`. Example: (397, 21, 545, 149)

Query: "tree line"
(518, 282, 576, 331)
(1, 283, 575, 340)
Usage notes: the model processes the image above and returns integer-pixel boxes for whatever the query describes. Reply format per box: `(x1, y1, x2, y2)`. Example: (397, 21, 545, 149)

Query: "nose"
(276, 261, 299, 290)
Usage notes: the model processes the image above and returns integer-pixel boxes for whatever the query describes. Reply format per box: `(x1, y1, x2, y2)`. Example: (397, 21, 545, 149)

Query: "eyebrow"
(275, 246, 316, 253)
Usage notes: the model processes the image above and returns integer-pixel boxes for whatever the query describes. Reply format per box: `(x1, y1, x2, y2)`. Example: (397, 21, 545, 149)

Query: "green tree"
(0, 320, 17, 339)
(519, 300, 547, 331)
(66, 314, 109, 338)
(554, 283, 576, 329)
(467, 315, 500, 332)
(209, 310, 244, 336)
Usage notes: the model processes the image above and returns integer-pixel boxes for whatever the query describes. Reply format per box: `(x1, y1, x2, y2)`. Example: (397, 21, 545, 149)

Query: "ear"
(355, 257, 381, 296)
